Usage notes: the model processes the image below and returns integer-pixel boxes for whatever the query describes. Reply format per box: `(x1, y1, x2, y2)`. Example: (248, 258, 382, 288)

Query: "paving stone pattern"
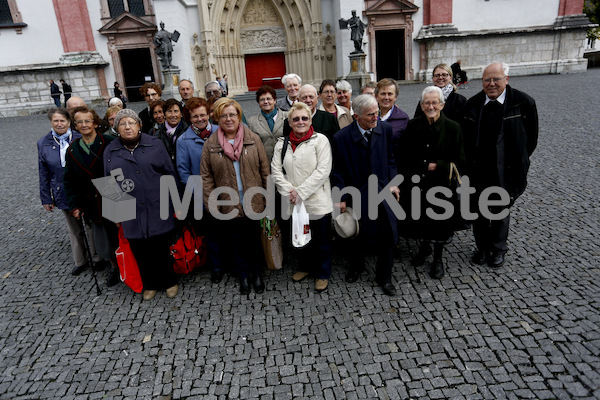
(0, 70, 599, 399)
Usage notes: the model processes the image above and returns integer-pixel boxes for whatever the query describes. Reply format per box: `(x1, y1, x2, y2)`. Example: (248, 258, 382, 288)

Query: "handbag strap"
(281, 135, 290, 175)
(449, 162, 462, 185)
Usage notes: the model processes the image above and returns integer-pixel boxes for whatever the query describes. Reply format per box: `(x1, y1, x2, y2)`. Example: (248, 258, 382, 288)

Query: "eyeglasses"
(260, 97, 274, 102)
(433, 73, 450, 78)
(207, 90, 221, 95)
(219, 113, 238, 120)
(75, 120, 94, 125)
(118, 121, 138, 127)
(291, 116, 310, 122)
(483, 76, 506, 84)
(423, 101, 441, 107)
(190, 113, 208, 120)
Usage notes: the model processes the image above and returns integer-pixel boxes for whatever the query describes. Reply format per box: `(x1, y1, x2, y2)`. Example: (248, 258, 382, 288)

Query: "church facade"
(0, 0, 592, 116)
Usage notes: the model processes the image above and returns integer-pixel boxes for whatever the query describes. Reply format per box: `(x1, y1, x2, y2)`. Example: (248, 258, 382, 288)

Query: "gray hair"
(204, 81, 221, 92)
(483, 62, 510, 76)
(352, 94, 378, 116)
(108, 97, 123, 107)
(298, 84, 317, 98)
(179, 79, 194, 90)
(282, 73, 302, 86)
(335, 80, 352, 93)
(113, 108, 142, 130)
(421, 86, 445, 104)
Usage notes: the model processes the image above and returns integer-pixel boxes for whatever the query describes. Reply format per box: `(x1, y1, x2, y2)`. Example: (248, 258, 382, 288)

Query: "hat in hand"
(334, 207, 359, 239)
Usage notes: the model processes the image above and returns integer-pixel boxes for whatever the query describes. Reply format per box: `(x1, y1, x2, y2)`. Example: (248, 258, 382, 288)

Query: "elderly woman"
(104, 109, 179, 300)
(271, 102, 333, 292)
(276, 73, 302, 111)
(200, 98, 270, 295)
(318, 79, 352, 129)
(336, 80, 353, 114)
(414, 63, 467, 123)
(63, 106, 120, 287)
(38, 108, 103, 276)
(102, 106, 121, 137)
(247, 85, 287, 162)
(147, 99, 165, 136)
(397, 86, 465, 279)
(157, 98, 189, 167)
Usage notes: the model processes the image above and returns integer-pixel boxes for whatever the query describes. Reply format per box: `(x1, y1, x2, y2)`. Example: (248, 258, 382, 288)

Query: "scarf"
(261, 109, 277, 132)
(289, 126, 314, 152)
(52, 128, 72, 167)
(441, 83, 454, 101)
(192, 123, 212, 140)
(166, 122, 177, 137)
(217, 124, 244, 161)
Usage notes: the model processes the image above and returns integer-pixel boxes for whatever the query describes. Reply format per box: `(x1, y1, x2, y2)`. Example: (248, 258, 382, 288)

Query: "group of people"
(39, 61, 538, 299)
(49, 79, 72, 107)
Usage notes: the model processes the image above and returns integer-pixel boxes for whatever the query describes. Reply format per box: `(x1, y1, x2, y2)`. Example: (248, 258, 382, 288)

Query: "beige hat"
(334, 207, 359, 239)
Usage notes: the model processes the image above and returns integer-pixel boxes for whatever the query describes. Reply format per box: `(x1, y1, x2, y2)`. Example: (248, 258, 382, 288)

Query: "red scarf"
(289, 126, 314, 152)
(217, 124, 244, 161)
(192, 124, 212, 140)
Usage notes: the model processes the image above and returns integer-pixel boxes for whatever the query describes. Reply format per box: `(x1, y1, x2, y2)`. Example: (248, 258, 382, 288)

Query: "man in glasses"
(204, 81, 223, 101)
(283, 84, 339, 141)
(331, 94, 400, 296)
(139, 82, 162, 133)
(462, 62, 538, 269)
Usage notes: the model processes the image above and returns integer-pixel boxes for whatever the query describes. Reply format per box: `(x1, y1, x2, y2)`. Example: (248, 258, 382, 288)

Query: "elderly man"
(283, 84, 339, 140)
(179, 79, 194, 104)
(361, 81, 377, 96)
(462, 62, 538, 268)
(331, 94, 400, 296)
(66, 96, 85, 112)
(204, 81, 222, 101)
(276, 73, 302, 111)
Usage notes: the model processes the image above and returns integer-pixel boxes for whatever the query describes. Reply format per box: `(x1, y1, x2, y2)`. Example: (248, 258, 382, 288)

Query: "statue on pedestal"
(339, 10, 366, 54)
(154, 22, 180, 69)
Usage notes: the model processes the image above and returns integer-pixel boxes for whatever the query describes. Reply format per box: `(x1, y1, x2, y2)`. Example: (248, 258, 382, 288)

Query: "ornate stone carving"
(242, 0, 280, 26)
(240, 28, 287, 50)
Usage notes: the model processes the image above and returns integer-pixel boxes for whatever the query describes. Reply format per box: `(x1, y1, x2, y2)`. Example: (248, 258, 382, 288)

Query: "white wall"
(154, 0, 199, 90)
(0, 1, 64, 66)
(453, 0, 560, 31)
(86, 0, 113, 92)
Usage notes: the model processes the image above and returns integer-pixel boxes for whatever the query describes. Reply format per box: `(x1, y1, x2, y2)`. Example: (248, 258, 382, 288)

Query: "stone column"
(161, 68, 181, 100)
(344, 53, 371, 94)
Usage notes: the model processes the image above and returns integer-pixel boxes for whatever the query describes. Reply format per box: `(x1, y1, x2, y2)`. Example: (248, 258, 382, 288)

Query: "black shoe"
(488, 252, 505, 268)
(71, 263, 88, 276)
(429, 258, 445, 279)
(92, 260, 108, 271)
(471, 250, 487, 265)
(380, 281, 396, 296)
(106, 268, 121, 287)
(239, 277, 250, 295)
(211, 269, 224, 283)
(345, 269, 362, 283)
(252, 275, 265, 294)
(412, 242, 432, 266)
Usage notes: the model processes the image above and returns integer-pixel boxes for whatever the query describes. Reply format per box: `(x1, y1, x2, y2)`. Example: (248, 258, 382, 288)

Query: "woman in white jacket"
(271, 102, 333, 292)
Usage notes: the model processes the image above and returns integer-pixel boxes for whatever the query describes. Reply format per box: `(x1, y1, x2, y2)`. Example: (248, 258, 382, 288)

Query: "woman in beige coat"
(200, 98, 270, 295)
(271, 102, 333, 292)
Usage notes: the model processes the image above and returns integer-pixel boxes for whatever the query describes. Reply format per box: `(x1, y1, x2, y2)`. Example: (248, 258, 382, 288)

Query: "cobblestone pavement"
(0, 69, 599, 400)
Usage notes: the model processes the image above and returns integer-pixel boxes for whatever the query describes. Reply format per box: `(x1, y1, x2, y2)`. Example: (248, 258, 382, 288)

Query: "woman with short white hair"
(335, 80, 353, 114)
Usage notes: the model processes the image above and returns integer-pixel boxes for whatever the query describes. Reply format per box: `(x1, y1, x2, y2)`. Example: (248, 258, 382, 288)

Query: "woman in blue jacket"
(38, 108, 102, 276)
(104, 109, 179, 301)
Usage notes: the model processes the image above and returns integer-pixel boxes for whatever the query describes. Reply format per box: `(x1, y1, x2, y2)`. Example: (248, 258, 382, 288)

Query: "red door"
(244, 53, 286, 91)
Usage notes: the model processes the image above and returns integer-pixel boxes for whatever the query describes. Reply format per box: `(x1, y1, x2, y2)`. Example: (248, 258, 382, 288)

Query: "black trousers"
(218, 217, 263, 279)
(128, 231, 177, 291)
(473, 210, 510, 255)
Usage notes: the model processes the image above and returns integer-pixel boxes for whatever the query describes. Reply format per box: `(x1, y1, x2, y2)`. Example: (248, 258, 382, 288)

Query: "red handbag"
(171, 227, 207, 274)
(115, 226, 143, 293)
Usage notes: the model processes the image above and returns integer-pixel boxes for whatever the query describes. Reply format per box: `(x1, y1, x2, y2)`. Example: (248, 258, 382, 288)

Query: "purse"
(260, 217, 283, 270)
(171, 226, 207, 274)
(115, 226, 143, 293)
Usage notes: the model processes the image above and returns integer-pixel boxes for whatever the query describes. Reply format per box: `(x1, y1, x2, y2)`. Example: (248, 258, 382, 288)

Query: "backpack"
(170, 226, 207, 274)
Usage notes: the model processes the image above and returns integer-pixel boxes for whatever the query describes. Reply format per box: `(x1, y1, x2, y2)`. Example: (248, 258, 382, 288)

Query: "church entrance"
(244, 52, 286, 91)
(119, 48, 155, 102)
(375, 29, 405, 81)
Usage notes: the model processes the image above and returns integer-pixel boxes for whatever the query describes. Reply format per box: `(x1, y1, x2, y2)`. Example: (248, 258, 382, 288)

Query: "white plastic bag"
(291, 202, 311, 248)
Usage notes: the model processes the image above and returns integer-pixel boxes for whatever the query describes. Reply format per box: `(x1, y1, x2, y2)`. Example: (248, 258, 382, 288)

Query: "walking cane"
(77, 217, 102, 295)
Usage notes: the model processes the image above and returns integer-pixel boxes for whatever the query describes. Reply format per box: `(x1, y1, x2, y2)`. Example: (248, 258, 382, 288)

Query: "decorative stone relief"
(242, 0, 280, 27)
(239, 27, 287, 50)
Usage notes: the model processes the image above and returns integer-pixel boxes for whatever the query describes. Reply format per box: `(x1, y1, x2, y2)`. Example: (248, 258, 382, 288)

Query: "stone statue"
(154, 21, 180, 69)
(339, 10, 366, 53)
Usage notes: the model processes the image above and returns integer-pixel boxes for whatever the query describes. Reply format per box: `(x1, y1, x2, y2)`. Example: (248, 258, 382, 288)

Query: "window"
(108, 0, 145, 18)
(0, 0, 26, 33)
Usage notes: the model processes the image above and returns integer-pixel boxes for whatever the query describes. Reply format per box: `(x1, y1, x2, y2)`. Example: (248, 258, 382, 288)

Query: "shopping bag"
(115, 226, 143, 293)
(171, 226, 207, 274)
(261, 217, 283, 270)
(291, 202, 311, 248)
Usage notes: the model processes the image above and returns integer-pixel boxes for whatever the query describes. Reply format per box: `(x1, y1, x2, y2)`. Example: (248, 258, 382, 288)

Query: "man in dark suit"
(331, 94, 400, 296)
(283, 84, 340, 140)
(462, 62, 538, 268)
